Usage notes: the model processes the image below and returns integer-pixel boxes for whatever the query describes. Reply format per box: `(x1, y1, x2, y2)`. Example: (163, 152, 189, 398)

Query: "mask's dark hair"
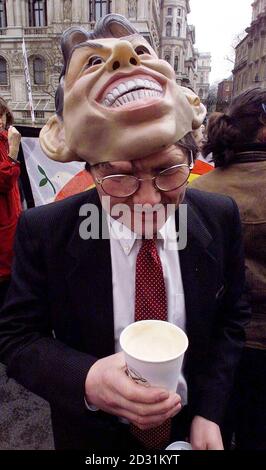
(85, 132, 198, 172)
(56, 14, 139, 119)
(0, 96, 14, 128)
(202, 87, 266, 167)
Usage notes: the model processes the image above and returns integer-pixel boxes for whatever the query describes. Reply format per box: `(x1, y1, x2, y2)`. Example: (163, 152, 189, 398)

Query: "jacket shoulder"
(22, 189, 98, 225)
(185, 187, 236, 214)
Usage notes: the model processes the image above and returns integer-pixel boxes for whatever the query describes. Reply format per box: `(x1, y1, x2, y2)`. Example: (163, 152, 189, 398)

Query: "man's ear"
(39, 114, 82, 162)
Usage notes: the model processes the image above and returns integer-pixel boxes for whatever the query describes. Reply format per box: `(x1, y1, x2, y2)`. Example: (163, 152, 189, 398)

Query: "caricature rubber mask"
(40, 15, 206, 164)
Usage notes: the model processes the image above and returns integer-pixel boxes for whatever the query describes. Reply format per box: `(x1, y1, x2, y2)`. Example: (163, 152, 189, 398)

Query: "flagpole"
(22, 36, 36, 126)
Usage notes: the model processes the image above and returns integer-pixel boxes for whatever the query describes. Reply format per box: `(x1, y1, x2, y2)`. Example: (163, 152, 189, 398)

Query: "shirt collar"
(107, 213, 177, 256)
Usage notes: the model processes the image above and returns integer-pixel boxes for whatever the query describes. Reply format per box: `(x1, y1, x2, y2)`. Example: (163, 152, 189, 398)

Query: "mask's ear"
(39, 115, 82, 162)
(182, 87, 207, 130)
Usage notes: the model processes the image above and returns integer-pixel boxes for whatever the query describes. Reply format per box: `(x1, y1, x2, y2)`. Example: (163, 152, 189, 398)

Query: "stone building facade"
(195, 52, 211, 102)
(0, 0, 210, 125)
(233, 0, 266, 96)
(161, 0, 199, 88)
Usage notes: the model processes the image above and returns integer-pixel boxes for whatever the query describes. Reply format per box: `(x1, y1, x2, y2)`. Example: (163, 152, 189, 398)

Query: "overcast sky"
(188, 0, 252, 84)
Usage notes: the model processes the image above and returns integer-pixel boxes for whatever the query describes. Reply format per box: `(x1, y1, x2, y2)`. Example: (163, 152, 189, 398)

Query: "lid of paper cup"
(165, 441, 192, 450)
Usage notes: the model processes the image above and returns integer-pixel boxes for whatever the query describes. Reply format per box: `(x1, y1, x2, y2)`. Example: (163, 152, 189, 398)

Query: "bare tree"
(225, 29, 247, 65)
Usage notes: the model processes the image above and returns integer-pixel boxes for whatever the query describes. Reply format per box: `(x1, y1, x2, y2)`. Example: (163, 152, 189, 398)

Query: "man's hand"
(190, 415, 224, 450)
(8, 126, 21, 160)
(85, 352, 182, 430)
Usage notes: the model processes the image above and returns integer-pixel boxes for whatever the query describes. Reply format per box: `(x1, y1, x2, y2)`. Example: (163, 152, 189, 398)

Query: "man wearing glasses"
(0, 14, 250, 451)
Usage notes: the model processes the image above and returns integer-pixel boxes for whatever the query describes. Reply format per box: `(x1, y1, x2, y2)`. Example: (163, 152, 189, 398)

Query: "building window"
(177, 23, 181, 37)
(29, 1, 47, 27)
(0, 57, 7, 84)
(174, 56, 179, 72)
(0, 0, 7, 28)
(166, 21, 172, 37)
(167, 7, 172, 15)
(33, 57, 45, 84)
(89, 1, 112, 21)
(177, 8, 181, 17)
(164, 54, 171, 64)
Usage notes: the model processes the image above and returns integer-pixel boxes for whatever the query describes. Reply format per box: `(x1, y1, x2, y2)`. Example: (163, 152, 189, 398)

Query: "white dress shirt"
(108, 214, 188, 405)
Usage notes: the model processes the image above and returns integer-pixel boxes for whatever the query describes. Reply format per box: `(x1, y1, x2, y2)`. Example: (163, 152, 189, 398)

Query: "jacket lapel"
(178, 195, 219, 348)
(65, 191, 115, 357)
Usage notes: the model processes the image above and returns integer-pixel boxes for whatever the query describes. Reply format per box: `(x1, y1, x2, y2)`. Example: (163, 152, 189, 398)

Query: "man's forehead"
(98, 147, 187, 170)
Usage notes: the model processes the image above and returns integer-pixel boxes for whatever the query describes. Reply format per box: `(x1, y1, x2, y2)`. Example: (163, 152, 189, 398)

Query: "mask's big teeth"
(100, 77, 163, 107)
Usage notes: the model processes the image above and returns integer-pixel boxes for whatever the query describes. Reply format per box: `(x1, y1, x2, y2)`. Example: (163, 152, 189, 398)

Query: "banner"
(21, 136, 94, 206)
(22, 37, 35, 125)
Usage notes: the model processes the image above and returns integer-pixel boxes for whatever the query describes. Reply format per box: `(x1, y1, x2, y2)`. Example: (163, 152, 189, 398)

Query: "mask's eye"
(135, 45, 151, 56)
(86, 56, 105, 68)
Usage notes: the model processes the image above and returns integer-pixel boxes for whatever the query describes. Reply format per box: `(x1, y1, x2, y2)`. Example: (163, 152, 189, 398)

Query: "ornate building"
(195, 52, 211, 103)
(233, 0, 266, 96)
(160, 0, 199, 88)
(0, 0, 209, 125)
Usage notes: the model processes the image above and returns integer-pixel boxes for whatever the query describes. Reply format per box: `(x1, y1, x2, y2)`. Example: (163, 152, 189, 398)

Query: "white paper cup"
(165, 441, 192, 450)
(119, 320, 188, 391)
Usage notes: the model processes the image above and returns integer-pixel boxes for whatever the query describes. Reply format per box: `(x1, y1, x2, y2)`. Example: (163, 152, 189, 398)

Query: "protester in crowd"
(0, 97, 21, 308)
(191, 87, 266, 450)
(189, 123, 213, 183)
(0, 15, 250, 451)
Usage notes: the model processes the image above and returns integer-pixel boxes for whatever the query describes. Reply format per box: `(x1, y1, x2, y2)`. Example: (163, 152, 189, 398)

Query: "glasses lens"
(156, 165, 190, 191)
(102, 175, 139, 197)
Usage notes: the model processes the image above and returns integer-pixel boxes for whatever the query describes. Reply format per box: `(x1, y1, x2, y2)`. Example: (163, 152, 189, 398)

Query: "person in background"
(189, 123, 214, 183)
(0, 97, 21, 308)
(190, 87, 266, 450)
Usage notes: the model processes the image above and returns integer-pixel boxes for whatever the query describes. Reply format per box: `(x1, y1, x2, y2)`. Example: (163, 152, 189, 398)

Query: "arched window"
(166, 22, 172, 37)
(89, 1, 112, 21)
(174, 56, 179, 72)
(164, 54, 171, 64)
(28, 1, 47, 27)
(0, 57, 7, 84)
(0, 0, 7, 28)
(177, 23, 181, 37)
(198, 88, 203, 98)
(33, 57, 45, 84)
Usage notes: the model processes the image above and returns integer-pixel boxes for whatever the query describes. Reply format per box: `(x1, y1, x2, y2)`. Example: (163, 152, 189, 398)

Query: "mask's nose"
(105, 41, 141, 72)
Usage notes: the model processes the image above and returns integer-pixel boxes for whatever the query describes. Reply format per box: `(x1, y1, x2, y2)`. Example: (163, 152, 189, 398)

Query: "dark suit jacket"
(0, 188, 250, 449)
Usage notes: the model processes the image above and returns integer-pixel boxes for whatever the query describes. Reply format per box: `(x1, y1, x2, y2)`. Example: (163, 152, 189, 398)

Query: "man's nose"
(105, 41, 141, 72)
(132, 179, 162, 206)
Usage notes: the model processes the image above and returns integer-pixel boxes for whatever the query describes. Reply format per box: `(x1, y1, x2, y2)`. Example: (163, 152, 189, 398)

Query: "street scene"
(0, 0, 265, 455)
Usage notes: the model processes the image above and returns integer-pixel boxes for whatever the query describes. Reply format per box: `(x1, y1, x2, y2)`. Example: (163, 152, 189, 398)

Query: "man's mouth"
(99, 75, 164, 108)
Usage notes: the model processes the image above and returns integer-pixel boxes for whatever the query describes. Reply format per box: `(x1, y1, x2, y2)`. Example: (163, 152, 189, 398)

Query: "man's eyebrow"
(66, 41, 104, 73)
(73, 41, 104, 51)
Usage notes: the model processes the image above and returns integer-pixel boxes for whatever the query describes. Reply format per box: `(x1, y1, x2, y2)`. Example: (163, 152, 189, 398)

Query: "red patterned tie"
(130, 239, 171, 450)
